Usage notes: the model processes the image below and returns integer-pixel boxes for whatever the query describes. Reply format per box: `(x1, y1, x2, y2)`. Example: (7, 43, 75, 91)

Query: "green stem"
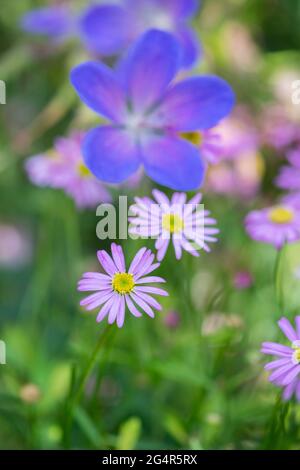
(63, 326, 112, 449)
(274, 246, 285, 312)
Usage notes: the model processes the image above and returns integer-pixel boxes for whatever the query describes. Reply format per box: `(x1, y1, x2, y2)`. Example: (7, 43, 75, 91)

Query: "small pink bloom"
(25, 132, 111, 209)
(164, 311, 180, 329)
(233, 271, 253, 290)
(245, 203, 300, 249)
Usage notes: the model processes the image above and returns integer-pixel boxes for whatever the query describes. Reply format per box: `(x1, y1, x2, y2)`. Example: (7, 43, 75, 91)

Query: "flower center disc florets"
(162, 213, 184, 234)
(292, 341, 300, 364)
(181, 131, 203, 147)
(77, 161, 91, 178)
(268, 206, 294, 224)
(112, 272, 135, 295)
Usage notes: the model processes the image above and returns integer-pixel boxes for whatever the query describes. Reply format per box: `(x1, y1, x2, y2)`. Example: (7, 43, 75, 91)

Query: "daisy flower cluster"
(22, 1, 230, 328)
(79, 189, 219, 327)
(18, 0, 300, 412)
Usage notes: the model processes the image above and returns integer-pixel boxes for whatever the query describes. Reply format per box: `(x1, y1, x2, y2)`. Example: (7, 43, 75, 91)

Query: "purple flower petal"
(70, 61, 126, 122)
(83, 126, 140, 184)
(278, 317, 298, 343)
(111, 243, 126, 273)
(108, 294, 121, 324)
(96, 296, 115, 323)
(163, 0, 200, 18)
(80, 291, 113, 311)
(134, 252, 156, 279)
(135, 286, 168, 296)
(152, 76, 235, 131)
(282, 380, 297, 401)
(134, 291, 162, 311)
(269, 363, 295, 383)
(261, 342, 293, 357)
(152, 188, 171, 205)
(175, 26, 201, 68)
(116, 296, 126, 328)
(79, 5, 132, 56)
(295, 316, 300, 338)
(282, 364, 300, 386)
(21, 7, 72, 37)
(125, 295, 143, 318)
(141, 134, 205, 190)
(117, 29, 180, 113)
(264, 358, 291, 370)
(130, 292, 155, 318)
(136, 276, 166, 284)
(156, 239, 170, 261)
(77, 280, 111, 292)
(296, 381, 300, 402)
(82, 272, 111, 281)
(128, 247, 148, 275)
(97, 250, 118, 277)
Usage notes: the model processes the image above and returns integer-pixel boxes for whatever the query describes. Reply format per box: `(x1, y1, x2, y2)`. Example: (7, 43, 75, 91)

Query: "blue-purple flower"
(80, 0, 201, 68)
(21, 0, 201, 68)
(70, 30, 234, 191)
(21, 6, 73, 41)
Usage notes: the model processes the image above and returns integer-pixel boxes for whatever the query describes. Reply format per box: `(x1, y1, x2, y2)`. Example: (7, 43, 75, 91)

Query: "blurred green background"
(1, 0, 300, 450)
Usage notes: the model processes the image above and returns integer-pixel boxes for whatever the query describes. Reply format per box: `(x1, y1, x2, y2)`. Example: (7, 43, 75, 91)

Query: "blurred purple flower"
(78, 243, 168, 327)
(21, 1, 201, 67)
(129, 189, 219, 261)
(80, 0, 201, 68)
(261, 317, 300, 402)
(276, 148, 300, 191)
(245, 204, 300, 249)
(261, 106, 300, 150)
(25, 132, 111, 209)
(21, 6, 74, 41)
(233, 271, 253, 290)
(164, 310, 180, 329)
(282, 192, 300, 210)
(70, 30, 234, 191)
(205, 107, 263, 198)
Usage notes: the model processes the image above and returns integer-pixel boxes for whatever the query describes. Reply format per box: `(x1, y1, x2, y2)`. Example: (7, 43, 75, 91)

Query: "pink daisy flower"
(129, 189, 219, 261)
(25, 132, 111, 209)
(261, 317, 300, 402)
(203, 107, 263, 199)
(245, 203, 300, 249)
(78, 243, 168, 328)
(261, 106, 300, 150)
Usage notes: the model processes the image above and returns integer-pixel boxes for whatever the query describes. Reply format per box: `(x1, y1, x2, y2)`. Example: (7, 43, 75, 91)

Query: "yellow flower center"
(293, 348, 300, 364)
(112, 273, 135, 295)
(77, 161, 91, 178)
(162, 213, 184, 234)
(180, 131, 202, 147)
(268, 206, 294, 224)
